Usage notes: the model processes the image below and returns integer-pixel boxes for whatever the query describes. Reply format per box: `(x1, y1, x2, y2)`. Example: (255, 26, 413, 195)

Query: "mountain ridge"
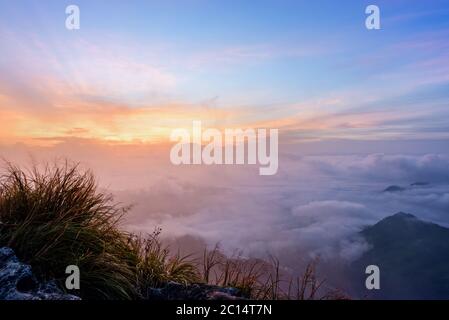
(351, 212, 449, 299)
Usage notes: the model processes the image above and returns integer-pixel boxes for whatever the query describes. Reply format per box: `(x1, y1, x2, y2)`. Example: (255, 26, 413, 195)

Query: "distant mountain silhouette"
(351, 212, 449, 299)
(410, 182, 429, 187)
(382, 185, 405, 193)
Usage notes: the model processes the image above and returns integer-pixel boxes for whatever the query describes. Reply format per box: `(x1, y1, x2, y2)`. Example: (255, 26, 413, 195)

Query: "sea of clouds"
(115, 150, 449, 263)
(3, 140, 449, 290)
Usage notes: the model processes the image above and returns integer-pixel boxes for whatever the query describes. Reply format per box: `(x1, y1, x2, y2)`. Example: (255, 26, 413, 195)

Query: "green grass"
(0, 162, 198, 299)
(130, 228, 200, 297)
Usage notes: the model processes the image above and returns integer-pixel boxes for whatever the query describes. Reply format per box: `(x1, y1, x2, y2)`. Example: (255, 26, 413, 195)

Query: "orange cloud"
(0, 91, 249, 145)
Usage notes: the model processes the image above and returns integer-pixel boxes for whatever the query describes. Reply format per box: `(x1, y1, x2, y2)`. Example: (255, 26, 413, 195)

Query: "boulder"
(0, 247, 80, 300)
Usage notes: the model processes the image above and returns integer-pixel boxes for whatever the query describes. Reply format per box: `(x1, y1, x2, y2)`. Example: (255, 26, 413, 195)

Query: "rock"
(146, 281, 245, 300)
(0, 247, 80, 300)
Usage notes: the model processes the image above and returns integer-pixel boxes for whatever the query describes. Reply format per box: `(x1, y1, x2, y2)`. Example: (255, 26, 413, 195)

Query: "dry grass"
(198, 245, 348, 300)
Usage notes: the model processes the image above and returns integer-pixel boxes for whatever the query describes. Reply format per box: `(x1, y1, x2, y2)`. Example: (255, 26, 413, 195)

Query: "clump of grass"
(130, 228, 200, 297)
(0, 161, 200, 300)
(0, 162, 141, 299)
(199, 245, 348, 300)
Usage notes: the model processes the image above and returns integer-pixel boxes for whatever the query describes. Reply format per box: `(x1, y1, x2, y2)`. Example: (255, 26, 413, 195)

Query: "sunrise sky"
(1, 0, 449, 147)
(3, 2, 449, 297)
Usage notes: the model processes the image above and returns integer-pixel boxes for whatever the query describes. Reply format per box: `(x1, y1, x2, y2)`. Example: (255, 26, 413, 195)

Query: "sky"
(2, 1, 449, 295)
(1, 0, 449, 145)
